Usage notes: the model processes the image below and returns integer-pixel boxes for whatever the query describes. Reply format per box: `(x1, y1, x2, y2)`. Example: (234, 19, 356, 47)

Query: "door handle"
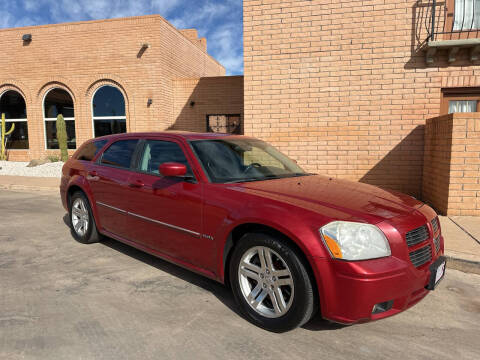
(87, 171, 100, 181)
(128, 179, 144, 188)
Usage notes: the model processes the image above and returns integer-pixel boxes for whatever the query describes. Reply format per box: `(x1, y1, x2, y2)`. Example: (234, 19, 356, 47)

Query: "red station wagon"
(60, 132, 446, 332)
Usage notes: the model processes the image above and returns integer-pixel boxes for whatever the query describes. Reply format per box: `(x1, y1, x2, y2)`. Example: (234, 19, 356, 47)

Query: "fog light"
(372, 300, 393, 314)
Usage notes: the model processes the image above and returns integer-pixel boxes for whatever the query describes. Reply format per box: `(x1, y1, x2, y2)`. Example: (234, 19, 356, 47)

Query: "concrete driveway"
(1, 190, 479, 360)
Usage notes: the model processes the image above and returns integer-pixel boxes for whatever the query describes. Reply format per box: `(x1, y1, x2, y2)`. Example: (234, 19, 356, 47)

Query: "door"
(87, 138, 139, 238)
(125, 139, 214, 271)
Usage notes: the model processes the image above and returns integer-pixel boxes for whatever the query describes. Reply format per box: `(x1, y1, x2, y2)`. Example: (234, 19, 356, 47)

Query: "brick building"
(0, 15, 242, 161)
(244, 0, 480, 215)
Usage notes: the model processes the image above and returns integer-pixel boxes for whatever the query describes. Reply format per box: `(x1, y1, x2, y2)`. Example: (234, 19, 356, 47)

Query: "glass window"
(207, 114, 241, 134)
(44, 88, 76, 149)
(454, 0, 480, 31)
(140, 140, 192, 175)
(100, 139, 138, 169)
(92, 86, 126, 137)
(448, 100, 478, 113)
(190, 138, 307, 183)
(0, 90, 29, 149)
(75, 140, 108, 161)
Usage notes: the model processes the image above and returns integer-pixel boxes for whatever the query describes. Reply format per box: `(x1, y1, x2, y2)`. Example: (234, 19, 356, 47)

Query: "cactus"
(56, 114, 68, 162)
(1, 113, 15, 160)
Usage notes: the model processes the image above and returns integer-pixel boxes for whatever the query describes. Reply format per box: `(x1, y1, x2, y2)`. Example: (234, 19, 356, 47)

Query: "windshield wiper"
(225, 174, 290, 184)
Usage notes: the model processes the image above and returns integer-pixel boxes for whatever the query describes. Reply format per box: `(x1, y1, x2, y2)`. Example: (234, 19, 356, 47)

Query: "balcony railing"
(428, 0, 480, 41)
(422, 0, 480, 63)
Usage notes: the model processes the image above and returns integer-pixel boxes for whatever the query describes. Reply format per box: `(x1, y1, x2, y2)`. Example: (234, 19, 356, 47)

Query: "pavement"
(0, 189, 479, 360)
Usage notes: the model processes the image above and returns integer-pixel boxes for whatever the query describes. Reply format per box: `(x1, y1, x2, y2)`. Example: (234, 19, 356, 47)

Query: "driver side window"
(140, 140, 192, 176)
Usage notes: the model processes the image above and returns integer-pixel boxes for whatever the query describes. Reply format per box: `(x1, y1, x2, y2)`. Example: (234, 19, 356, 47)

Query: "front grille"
(433, 234, 441, 253)
(409, 245, 432, 268)
(431, 217, 439, 234)
(405, 225, 429, 247)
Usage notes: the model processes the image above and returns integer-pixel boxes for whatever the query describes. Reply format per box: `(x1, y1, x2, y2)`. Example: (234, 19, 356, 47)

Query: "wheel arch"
(65, 180, 100, 228)
(222, 223, 319, 299)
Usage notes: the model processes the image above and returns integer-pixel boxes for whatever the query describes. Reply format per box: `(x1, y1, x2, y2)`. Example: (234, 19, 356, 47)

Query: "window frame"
(42, 87, 76, 150)
(0, 90, 29, 150)
(91, 85, 127, 138)
(441, 88, 480, 114)
(444, 0, 480, 40)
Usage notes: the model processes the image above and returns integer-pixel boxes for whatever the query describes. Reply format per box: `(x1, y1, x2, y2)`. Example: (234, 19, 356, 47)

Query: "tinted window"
(0, 90, 27, 119)
(94, 119, 126, 138)
(76, 140, 108, 161)
(140, 140, 192, 175)
(44, 88, 76, 149)
(93, 86, 126, 117)
(0, 90, 29, 149)
(44, 120, 76, 149)
(44, 88, 74, 118)
(101, 139, 138, 169)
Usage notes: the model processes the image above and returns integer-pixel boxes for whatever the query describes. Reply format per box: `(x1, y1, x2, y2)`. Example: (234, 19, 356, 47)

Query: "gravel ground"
(0, 161, 63, 177)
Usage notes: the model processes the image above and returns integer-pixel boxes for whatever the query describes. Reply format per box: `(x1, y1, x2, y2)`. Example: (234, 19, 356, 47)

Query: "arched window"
(92, 86, 126, 137)
(0, 90, 29, 149)
(43, 88, 76, 149)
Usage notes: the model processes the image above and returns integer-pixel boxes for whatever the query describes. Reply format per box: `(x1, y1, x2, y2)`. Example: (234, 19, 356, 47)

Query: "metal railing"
(429, 0, 480, 41)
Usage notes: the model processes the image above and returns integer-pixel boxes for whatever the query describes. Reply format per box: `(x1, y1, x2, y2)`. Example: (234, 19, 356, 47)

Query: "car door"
(87, 138, 139, 239)
(125, 138, 214, 271)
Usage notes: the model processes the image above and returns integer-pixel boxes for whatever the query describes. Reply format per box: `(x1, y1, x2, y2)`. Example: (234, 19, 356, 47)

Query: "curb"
(445, 255, 480, 275)
(0, 184, 58, 193)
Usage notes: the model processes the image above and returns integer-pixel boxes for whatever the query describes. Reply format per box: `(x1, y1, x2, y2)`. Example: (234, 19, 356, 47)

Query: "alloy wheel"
(238, 246, 294, 318)
(71, 198, 89, 237)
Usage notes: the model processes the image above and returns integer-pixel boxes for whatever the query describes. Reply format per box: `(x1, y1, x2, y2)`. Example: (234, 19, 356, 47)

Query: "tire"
(69, 191, 101, 244)
(229, 232, 317, 332)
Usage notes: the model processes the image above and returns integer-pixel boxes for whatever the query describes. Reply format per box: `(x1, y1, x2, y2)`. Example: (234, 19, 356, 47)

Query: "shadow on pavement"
(62, 213, 345, 332)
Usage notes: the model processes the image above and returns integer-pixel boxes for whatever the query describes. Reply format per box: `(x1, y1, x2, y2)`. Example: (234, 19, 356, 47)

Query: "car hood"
(230, 175, 423, 224)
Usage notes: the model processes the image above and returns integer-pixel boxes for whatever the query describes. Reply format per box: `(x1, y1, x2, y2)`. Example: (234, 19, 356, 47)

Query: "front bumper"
(311, 244, 444, 324)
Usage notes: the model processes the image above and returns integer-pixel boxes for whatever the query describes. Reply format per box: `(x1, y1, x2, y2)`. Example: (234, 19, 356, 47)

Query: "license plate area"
(426, 256, 446, 290)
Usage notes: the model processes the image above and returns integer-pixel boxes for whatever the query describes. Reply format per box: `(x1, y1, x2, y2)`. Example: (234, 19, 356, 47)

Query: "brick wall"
(172, 76, 244, 133)
(0, 15, 224, 161)
(244, 0, 480, 199)
(423, 113, 480, 215)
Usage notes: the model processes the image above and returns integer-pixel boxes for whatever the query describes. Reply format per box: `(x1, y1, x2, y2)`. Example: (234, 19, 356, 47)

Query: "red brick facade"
(424, 113, 480, 215)
(0, 15, 229, 161)
(244, 0, 480, 200)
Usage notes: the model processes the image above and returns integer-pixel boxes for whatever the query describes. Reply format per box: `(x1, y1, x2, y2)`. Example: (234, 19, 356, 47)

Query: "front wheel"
(229, 233, 317, 332)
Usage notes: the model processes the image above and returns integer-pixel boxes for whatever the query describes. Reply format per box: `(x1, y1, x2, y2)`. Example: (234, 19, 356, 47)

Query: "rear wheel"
(69, 191, 101, 244)
(229, 233, 316, 332)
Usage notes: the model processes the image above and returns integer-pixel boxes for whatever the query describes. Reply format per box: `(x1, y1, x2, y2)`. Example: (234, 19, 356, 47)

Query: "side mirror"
(159, 162, 187, 177)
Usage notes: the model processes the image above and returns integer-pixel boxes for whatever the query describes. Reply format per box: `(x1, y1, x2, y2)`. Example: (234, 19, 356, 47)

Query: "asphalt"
(1, 189, 480, 360)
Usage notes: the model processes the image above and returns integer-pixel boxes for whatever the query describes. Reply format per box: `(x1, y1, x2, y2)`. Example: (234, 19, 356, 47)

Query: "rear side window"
(100, 139, 138, 169)
(76, 140, 108, 161)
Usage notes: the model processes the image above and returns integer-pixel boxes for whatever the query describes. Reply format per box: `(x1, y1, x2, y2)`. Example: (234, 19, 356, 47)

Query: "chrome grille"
(433, 234, 441, 253)
(409, 245, 432, 268)
(405, 225, 429, 247)
(431, 217, 439, 234)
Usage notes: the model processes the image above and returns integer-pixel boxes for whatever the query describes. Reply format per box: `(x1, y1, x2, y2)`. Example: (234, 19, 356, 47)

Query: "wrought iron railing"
(429, 0, 480, 41)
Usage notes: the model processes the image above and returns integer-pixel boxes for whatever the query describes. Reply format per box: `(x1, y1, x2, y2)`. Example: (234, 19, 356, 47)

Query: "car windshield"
(190, 138, 311, 183)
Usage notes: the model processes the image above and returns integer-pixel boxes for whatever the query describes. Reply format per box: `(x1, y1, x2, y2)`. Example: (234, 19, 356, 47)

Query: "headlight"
(319, 221, 391, 261)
